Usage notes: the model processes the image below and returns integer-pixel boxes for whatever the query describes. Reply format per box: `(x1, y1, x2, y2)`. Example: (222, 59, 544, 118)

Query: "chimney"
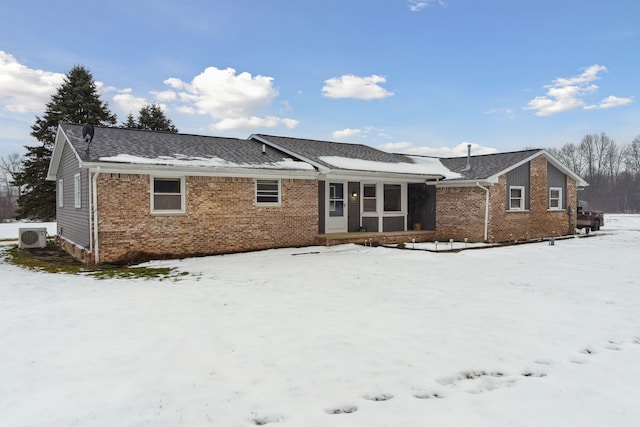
(463, 143, 471, 171)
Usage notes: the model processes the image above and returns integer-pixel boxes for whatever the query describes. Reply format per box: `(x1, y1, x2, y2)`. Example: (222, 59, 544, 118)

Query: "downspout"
(476, 182, 490, 241)
(92, 167, 101, 263)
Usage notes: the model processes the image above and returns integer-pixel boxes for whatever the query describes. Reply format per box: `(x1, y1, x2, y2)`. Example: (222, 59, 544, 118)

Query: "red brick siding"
(94, 174, 318, 263)
(435, 186, 487, 241)
(436, 156, 578, 242)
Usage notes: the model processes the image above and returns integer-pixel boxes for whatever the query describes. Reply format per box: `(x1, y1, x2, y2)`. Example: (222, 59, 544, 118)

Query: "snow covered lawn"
(1, 215, 640, 426)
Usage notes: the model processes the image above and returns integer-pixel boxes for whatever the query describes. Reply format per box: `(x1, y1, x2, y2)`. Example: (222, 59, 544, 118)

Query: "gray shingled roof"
(60, 123, 308, 168)
(252, 134, 414, 169)
(439, 149, 543, 180)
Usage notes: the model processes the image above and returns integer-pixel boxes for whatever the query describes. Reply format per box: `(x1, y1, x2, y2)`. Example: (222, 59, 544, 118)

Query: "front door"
(326, 182, 347, 233)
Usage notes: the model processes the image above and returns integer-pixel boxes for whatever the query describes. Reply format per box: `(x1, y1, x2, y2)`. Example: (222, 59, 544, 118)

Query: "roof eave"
(46, 124, 83, 181)
(430, 178, 496, 187)
(80, 160, 319, 179)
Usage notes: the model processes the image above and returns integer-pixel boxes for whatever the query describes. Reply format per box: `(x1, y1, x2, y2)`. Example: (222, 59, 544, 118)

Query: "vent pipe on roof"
(262, 143, 266, 155)
(463, 144, 471, 171)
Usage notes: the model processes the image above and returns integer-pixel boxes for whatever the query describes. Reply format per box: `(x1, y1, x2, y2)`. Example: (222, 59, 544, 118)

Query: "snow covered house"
(47, 123, 587, 263)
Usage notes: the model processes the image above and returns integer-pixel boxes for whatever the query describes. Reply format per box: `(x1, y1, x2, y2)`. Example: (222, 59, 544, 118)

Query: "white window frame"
(362, 183, 377, 213)
(58, 179, 64, 208)
(509, 186, 525, 211)
(549, 187, 562, 210)
(383, 183, 402, 213)
(74, 173, 81, 208)
(255, 179, 281, 206)
(151, 176, 186, 214)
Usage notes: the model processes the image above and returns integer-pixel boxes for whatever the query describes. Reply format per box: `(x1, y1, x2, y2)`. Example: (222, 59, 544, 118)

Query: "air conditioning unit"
(18, 227, 48, 249)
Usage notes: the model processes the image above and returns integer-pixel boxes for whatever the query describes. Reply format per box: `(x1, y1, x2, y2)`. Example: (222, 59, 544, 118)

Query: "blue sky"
(0, 0, 637, 159)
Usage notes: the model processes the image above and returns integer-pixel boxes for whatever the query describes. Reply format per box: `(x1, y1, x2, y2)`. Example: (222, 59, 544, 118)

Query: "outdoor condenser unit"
(18, 227, 47, 249)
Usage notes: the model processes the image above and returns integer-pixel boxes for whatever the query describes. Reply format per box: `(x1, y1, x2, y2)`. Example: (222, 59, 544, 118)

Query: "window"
(329, 183, 344, 217)
(363, 184, 376, 212)
(58, 179, 64, 207)
(383, 184, 401, 212)
(509, 186, 525, 210)
(256, 179, 280, 205)
(74, 173, 81, 208)
(549, 187, 562, 210)
(152, 177, 185, 213)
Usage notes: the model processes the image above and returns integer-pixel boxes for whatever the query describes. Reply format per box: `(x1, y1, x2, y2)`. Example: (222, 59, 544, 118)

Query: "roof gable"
(251, 134, 452, 178)
(439, 149, 543, 181)
(435, 148, 587, 186)
(252, 134, 412, 169)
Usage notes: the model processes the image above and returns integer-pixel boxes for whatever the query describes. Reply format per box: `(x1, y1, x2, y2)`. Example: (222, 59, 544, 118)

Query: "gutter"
(92, 167, 101, 263)
(476, 182, 490, 241)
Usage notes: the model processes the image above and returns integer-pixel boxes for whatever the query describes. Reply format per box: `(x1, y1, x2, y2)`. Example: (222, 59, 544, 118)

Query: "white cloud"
(164, 66, 297, 131)
(0, 51, 64, 113)
(408, 0, 446, 12)
(112, 91, 148, 115)
(382, 141, 497, 157)
(525, 65, 632, 116)
(598, 95, 633, 109)
(211, 116, 298, 132)
(484, 108, 516, 119)
(150, 90, 177, 102)
(378, 141, 413, 151)
(322, 74, 394, 100)
(332, 128, 362, 139)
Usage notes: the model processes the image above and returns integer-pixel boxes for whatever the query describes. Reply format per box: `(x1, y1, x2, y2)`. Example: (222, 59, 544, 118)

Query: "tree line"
(548, 133, 640, 213)
(1, 65, 178, 221)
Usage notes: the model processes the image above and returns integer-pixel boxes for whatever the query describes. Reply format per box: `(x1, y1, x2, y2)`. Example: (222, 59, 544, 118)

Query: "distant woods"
(548, 133, 640, 213)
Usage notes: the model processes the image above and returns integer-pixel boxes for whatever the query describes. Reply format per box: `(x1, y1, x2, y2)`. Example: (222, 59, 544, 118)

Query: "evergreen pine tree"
(122, 112, 137, 129)
(136, 103, 178, 133)
(13, 66, 117, 220)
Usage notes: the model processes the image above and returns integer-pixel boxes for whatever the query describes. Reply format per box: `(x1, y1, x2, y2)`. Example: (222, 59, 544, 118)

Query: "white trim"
(151, 176, 186, 214)
(549, 186, 563, 210)
(82, 162, 317, 180)
(361, 183, 377, 214)
(58, 179, 64, 207)
(74, 173, 81, 208)
(508, 185, 525, 211)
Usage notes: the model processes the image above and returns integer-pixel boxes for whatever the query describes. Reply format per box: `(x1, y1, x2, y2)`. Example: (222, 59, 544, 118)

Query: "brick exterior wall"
(436, 156, 578, 242)
(93, 173, 318, 263)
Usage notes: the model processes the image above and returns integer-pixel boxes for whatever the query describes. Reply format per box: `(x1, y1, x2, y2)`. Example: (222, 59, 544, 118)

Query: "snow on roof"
(319, 155, 461, 178)
(98, 154, 316, 171)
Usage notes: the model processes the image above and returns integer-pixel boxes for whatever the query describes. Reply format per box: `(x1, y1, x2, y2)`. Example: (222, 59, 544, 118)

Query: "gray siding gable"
(439, 149, 542, 181)
(57, 138, 91, 248)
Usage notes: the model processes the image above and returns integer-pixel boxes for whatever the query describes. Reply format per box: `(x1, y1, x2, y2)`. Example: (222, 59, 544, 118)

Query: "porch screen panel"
(384, 184, 401, 212)
(363, 184, 377, 212)
(362, 217, 379, 232)
(383, 216, 404, 232)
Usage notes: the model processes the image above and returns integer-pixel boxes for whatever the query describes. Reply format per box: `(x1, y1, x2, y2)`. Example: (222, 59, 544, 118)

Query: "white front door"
(326, 182, 347, 233)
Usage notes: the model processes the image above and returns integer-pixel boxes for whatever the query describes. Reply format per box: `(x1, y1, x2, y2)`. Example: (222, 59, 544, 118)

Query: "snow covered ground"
(1, 215, 639, 426)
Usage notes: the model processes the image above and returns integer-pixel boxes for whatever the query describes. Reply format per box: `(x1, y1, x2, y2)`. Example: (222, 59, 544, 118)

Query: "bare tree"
(0, 152, 23, 220)
(548, 142, 584, 176)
